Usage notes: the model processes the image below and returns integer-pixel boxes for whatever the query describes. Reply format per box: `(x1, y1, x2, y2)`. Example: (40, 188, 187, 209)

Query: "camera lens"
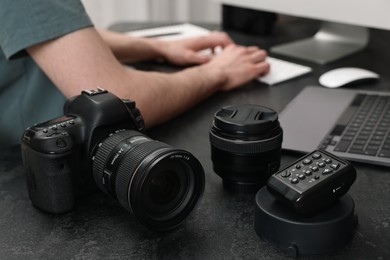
(209, 104, 283, 193)
(92, 130, 205, 231)
(149, 170, 181, 206)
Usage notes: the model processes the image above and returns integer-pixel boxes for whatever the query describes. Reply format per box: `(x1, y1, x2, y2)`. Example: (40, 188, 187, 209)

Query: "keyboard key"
(353, 140, 366, 145)
(369, 140, 382, 146)
(364, 150, 378, 156)
(366, 145, 380, 151)
(350, 144, 364, 150)
(335, 140, 352, 152)
(356, 134, 369, 140)
(382, 144, 390, 150)
(378, 149, 390, 158)
(344, 131, 357, 137)
(349, 149, 366, 155)
(372, 135, 385, 141)
(342, 136, 354, 141)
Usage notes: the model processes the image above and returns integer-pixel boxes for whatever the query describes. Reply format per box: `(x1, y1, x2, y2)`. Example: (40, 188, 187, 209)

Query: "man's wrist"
(145, 39, 168, 61)
(198, 63, 228, 92)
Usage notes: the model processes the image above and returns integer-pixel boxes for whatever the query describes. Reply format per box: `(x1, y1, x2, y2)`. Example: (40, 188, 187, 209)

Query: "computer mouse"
(319, 67, 379, 88)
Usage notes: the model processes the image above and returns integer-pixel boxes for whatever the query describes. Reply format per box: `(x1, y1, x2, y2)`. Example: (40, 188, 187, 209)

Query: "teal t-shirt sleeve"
(0, 0, 93, 59)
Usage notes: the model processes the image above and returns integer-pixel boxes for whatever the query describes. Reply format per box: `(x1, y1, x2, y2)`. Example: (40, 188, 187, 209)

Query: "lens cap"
(213, 104, 280, 139)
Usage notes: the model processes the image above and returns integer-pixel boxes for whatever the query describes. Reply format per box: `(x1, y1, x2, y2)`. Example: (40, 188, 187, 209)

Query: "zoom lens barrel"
(209, 105, 283, 193)
(92, 130, 205, 231)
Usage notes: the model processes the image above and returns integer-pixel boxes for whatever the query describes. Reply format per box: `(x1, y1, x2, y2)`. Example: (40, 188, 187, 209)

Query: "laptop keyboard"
(321, 94, 390, 158)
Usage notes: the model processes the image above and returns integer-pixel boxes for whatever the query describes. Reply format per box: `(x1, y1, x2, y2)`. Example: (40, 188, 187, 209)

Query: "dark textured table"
(1, 19, 390, 259)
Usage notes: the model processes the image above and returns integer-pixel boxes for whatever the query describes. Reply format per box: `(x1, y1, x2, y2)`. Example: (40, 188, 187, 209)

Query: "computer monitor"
(218, 0, 390, 64)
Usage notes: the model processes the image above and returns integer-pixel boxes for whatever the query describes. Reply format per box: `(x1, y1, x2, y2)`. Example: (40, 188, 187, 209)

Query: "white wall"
(81, 0, 221, 28)
(81, 0, 149, 28)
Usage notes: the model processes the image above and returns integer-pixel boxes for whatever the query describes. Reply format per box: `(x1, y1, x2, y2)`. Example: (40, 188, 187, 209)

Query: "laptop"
(280, 86, 390, 166)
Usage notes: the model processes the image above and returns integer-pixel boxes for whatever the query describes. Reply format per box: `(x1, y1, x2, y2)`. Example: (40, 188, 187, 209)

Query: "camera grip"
(21, 144, 75, 214)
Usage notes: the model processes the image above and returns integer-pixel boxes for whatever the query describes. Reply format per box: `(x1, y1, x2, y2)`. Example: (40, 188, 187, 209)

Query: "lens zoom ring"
(115, 141, 171, 212)
(209, 130, 283, 154)
(93, 130, 140, 192)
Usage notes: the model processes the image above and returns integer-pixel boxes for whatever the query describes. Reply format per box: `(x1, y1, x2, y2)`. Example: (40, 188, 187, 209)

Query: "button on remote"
(330, 163, 340, 170)
(324, 158, 332, 164)
(303, 158, 312, 165)
(317, 162, 326, 168)
(312, 153, 322, 159)
(322, 168, 333, 175)
(281, 170, 291, 178)
(291, 178, 299, 184)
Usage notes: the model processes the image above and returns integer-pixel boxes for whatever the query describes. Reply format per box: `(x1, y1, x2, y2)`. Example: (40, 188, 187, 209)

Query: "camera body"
(21, 88, 144, 214)
(22, 88, 205, 231)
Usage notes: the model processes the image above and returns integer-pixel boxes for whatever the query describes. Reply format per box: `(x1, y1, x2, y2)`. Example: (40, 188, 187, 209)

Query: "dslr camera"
(21, 88, 205, 231)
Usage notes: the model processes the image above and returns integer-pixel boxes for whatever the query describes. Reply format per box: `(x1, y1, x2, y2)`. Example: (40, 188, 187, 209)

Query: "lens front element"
(142, 159, 192, 217)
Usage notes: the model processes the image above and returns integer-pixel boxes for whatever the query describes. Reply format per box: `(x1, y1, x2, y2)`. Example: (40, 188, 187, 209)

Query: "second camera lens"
(209, 104, 283, 193)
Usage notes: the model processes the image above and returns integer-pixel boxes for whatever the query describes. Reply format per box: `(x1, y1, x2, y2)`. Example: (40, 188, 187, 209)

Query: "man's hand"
(201, 44, 270, 91)
(157, 31, 270, 89)
(158, 31, 234, 65)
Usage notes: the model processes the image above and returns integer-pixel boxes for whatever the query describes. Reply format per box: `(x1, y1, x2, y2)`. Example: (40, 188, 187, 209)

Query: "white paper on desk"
(126, 23, 211, 40)
(126, 23, 221, 56)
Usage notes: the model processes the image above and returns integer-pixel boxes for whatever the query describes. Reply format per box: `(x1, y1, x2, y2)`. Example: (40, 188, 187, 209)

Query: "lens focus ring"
(209, 130, 283, 154)
(92, 130, 136, 193)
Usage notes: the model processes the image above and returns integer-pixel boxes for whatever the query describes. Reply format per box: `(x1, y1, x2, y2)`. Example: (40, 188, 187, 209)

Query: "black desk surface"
(1, 19, 390, 259)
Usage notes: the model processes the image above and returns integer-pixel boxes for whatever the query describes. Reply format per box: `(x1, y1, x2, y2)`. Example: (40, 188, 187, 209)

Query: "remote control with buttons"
(266, 150, 356, 215)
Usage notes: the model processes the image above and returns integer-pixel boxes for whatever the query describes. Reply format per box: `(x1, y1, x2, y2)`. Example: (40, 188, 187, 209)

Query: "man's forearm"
(27, 27, 225, 127)
(27, 26, 267, 128)
(96, 28, 165, 63)
(118, 65, 226, 127)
